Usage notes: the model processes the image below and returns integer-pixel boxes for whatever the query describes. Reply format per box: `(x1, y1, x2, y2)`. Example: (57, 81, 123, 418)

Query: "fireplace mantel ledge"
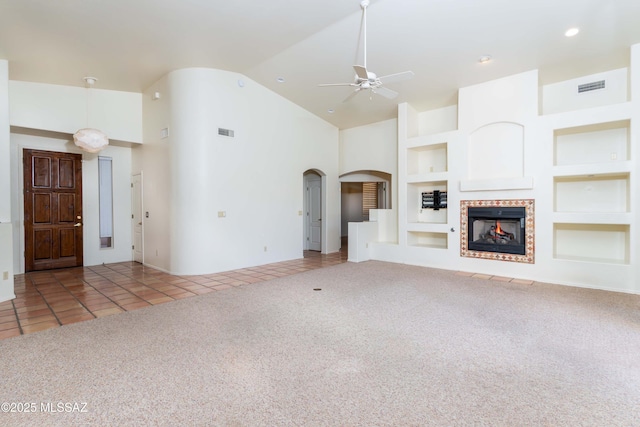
(459, 176, 534, 192)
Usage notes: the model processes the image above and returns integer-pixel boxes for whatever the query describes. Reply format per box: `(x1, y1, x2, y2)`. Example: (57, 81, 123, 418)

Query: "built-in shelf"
(395, 61, 638, 291)
(407, 143, 447, 175)
(407, 231, 448, 249)
(400, 103, 456, 253)
(406, 222, 451, 233)
(407, 181, 447, 224)
(554, 173, 629, 213)
(550, 115, 633, 267)
(552, 212, 631, 225)
(554, 120, 630, 166)
(553, 223, 630, 265)
(552, 161, 632, 177)
(406, 172, 448, 184)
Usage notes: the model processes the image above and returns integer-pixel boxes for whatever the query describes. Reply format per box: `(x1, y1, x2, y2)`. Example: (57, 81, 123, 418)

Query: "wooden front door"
(24, 149, 83, 271)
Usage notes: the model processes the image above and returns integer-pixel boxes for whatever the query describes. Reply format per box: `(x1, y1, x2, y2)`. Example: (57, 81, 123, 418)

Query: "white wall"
(0, 60, 14, 302)
(459, 70, 539, 132)
(451, 71, 542, 280)
(134, 76, 171, 271)
(141, 68, 340, 275)
(340, 118, 397, 177)
(0, 62, 10, 222)
(418, 105, 458, 135)
(9, 132, 133, 274)
(542, 68, 628, 115)
(339, 118, 398, 238)
(5, 79, 142, 276)
(9, 81, 143, 143)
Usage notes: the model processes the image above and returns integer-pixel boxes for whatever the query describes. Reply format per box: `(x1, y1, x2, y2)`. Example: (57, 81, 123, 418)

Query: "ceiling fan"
(319, 0, 414, 102)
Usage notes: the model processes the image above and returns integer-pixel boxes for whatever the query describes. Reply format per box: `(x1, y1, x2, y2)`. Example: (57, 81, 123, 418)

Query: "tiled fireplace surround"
(460, 199, 535, 264)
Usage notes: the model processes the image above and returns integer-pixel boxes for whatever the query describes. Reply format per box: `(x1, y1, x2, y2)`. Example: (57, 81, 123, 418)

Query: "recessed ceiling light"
(83, 76, 98, 86)
(276, 77, 285, 83)
(565, 27, 580, 37)
(327, 109, 335, 114)
(478, 55, 492, 64)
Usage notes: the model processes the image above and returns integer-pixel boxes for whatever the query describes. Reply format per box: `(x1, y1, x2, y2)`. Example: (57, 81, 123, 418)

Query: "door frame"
(131, 172, 144, 264)
(23, 148, 84, 271)
(303, 169, 326, 253)
(13, 141, 85, 274)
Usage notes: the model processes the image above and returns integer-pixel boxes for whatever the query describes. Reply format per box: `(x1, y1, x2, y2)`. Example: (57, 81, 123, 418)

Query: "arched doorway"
(339, 170, 392, 247)
(303, 170, 324, 252)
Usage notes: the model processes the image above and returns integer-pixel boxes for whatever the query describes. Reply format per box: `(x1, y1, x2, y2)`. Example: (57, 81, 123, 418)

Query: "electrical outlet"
(218, 211, 226, 218)
(610, 152, 617, 160)
(3, 271, 8, 280)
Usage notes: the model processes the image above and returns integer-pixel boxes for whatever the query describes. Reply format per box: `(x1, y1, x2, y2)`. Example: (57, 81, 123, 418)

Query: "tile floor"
(455, 270, 534, 285)
(0, 250, 348, 341)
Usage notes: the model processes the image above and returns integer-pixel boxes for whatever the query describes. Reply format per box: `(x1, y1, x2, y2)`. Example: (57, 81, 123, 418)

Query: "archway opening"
(339, 170, 392, 248)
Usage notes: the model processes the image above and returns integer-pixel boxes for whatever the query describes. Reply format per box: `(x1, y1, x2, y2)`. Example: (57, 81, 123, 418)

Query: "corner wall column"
(0, 59, 15, 302)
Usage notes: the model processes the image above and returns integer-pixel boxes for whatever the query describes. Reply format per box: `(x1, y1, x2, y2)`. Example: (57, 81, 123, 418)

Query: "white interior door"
(308, 176, 322, 251)
(132, 173, 143, 263)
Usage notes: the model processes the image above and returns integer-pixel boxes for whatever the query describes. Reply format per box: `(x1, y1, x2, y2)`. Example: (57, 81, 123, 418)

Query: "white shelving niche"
(399, 103, 458, 252)
(551, 119, 632, 265)
(407, 180, 448, 225)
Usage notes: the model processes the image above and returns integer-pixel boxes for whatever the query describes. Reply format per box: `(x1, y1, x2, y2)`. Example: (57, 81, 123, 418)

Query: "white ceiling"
(1, 0, 640, 129)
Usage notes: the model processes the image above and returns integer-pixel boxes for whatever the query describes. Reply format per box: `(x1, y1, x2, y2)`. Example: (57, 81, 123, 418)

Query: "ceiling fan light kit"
(319, 0, 414, 103)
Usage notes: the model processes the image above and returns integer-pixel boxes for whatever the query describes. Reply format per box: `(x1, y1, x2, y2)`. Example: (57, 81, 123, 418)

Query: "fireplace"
(468, 207, 525, 255)
(460, 200, 535, 263)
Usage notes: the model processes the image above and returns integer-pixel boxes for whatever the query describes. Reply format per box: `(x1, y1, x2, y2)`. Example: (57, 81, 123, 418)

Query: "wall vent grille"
(578, 80, 605, 93)
(218, 128, 235, 137)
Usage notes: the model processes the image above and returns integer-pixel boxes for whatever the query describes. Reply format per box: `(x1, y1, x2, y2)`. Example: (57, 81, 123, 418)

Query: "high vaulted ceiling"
(1, 0, 640, 129)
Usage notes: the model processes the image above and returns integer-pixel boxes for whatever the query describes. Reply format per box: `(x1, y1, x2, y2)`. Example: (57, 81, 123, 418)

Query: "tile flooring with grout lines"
(0, 250, 348, 340)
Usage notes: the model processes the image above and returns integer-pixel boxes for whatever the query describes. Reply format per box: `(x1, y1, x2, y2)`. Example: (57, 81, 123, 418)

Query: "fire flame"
(495, 221, 503, 234)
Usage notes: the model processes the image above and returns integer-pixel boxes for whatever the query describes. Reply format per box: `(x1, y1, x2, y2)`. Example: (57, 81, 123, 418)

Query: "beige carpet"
(1, 261, 639, 426)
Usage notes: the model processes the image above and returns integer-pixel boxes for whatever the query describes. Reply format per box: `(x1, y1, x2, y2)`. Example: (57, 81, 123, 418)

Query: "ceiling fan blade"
(318, 83, 357, 87)
(378, 70, 414, 85)
(353, 65, 369, 80)
(342, 88, 362, 103)
(372, 86, 398, 99)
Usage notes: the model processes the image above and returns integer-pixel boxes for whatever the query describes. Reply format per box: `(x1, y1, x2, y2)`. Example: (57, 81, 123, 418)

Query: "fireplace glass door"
(468, 207, 526, 255)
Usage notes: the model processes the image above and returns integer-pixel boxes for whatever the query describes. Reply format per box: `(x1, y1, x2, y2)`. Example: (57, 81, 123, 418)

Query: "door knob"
(74, 223, 82, 227)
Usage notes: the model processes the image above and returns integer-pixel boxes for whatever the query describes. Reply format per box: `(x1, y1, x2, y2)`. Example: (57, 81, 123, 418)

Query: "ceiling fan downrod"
(361, 0, 369, 70)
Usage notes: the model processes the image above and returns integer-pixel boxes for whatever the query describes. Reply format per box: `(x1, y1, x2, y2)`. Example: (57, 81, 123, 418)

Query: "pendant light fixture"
(73, 76, 109, 153)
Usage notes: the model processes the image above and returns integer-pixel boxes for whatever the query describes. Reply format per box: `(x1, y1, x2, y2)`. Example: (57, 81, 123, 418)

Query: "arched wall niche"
(468, 122, 525, 181)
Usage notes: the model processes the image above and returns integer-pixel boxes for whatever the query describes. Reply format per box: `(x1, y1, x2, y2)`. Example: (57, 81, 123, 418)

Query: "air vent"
(218, 128, 235, 137)
(578, 80, 605, 93)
